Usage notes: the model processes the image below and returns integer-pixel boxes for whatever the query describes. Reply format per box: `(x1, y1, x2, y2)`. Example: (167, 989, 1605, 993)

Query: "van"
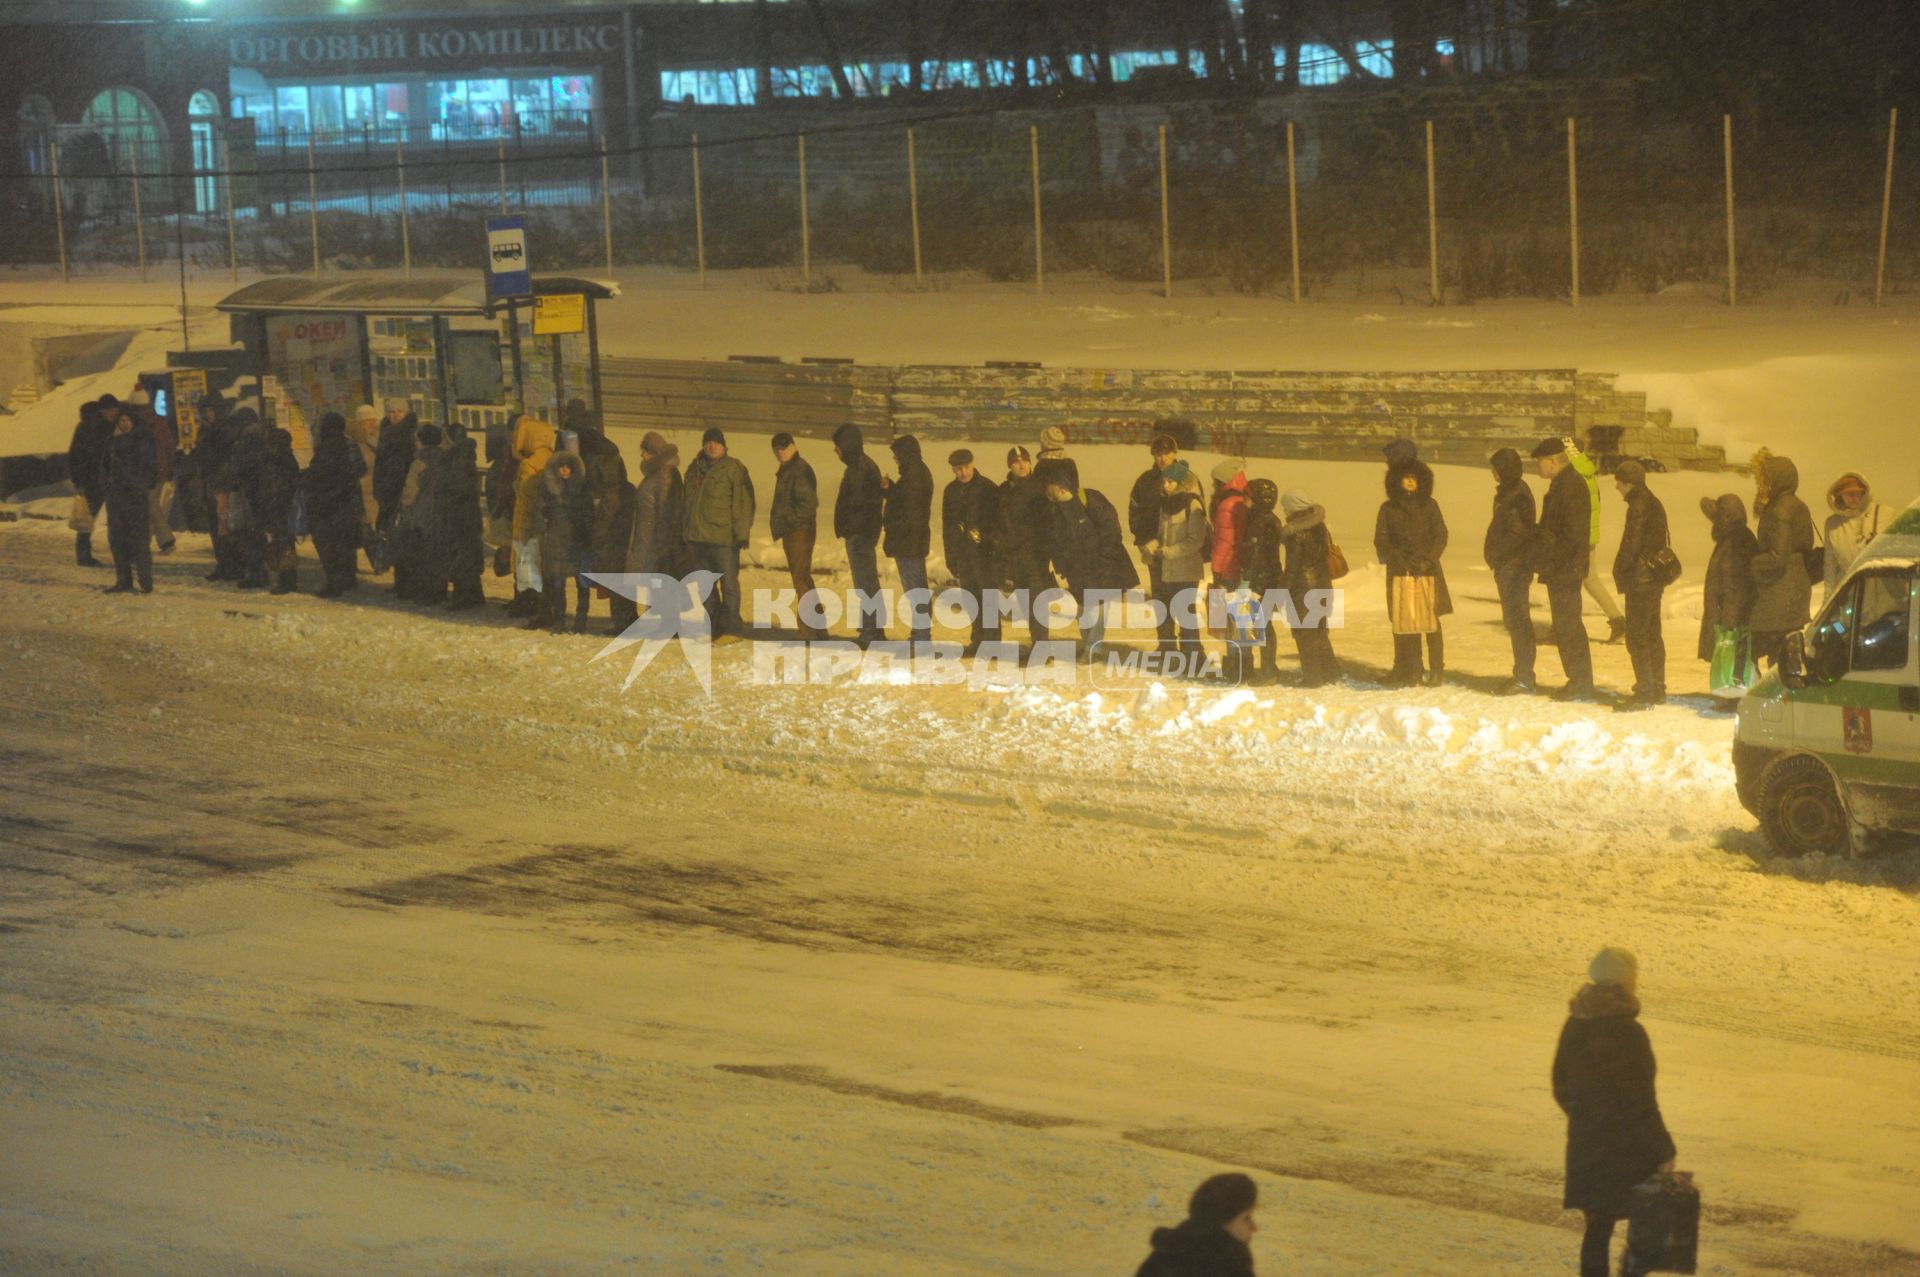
(1734, 496, 1920, 855)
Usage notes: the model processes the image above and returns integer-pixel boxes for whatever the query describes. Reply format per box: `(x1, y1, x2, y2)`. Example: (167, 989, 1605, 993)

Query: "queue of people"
(69, 393, 1877, 709)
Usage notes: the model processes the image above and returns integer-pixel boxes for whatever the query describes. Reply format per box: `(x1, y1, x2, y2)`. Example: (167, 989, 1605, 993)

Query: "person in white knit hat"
(1552, 946, 1678, 1277)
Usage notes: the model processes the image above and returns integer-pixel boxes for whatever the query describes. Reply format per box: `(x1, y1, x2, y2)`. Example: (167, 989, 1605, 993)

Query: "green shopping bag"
(1710, 625, 1757, 698)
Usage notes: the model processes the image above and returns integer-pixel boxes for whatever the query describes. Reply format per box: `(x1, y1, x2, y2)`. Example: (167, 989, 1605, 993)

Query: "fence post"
(1723, 113, 1737, 306)
(131, 144, 148, 283)
(497, 135, 508, 212)
(1876, 107, 1898, 306)
(1030, 124, 1044, 294)
(907, 127, 923, 288)
(51, 139, 69, 282)
(1157, 123, 1172, 299)
(600, 134, 615, 274)
(1424, 118, 1440, 305)
(1286, 120, 1302, 304)
(223, 138, 238, 283)
(1566, 116, 1580, 307)
(307, 133, 321, 276)
(691, 131, 707, 288)
(397, 136, 412, 278)
(798, 132, 811, 287)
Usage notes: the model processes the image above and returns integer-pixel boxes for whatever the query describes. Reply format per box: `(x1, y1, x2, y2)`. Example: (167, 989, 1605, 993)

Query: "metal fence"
(4, 89, 1913, 304)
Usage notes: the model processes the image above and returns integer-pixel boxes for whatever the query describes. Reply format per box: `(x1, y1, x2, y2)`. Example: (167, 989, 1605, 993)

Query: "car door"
(1804, 569, 1920, 832)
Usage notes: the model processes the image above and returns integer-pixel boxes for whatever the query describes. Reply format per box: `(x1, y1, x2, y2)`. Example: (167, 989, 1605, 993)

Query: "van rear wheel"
(1759, 756, 1851, 857)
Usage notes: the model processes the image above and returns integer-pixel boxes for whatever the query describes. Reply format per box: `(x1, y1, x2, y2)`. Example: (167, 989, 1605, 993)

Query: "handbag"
(67, 493, 94, 534)
(1641, 526, 1683, 589)
(1325, 539, 1350, 581)
(1626, 1171, 1699, 1274)
(1390, 575, 1439, 635)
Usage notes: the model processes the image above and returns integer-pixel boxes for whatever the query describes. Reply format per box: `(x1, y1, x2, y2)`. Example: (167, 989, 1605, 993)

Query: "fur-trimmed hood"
(543, 449, 585, 494)
(1826, 471, 1871, 514)
(1568, 981, 1641, 1021)
(1386, 457, 1436, 501)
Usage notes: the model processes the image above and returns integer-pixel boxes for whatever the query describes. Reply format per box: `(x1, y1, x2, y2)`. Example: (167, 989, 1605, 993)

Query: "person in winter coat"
(1533, 438, 1598, 700)
(682, 428, 756, 639)
(530, 449, 586, 631)
(394, 424, 446, 603)
(302, 412, 365, 597)
(1822, 472, 1889, 600)
(1569, 439, 1628, 644)
(509, 415, 557, 618)
(1611, 460, 1671, 710)
(371, 399, 418, 538)
(942, 448, 1000, 649)
(100, 405, 158, 594)
(1130, 434, 1181, 649)
(1552, 947, 1677, 1277)
(832, 423, 887, 644)
(66, 400, 113, 566)
(1152, 459, 1209, 660)
(1374, 454, 1451, 686)
(1748, 454, 1816, 667)
(570, 410, 630, 629)
(197, 396, 246, 582)
(225, 409, 271, 589)
(1699, 494, 1759, 707)
(258, 426, 302, 595)
(769, 432, 822, 640)
(996, 445, 1054, 643)
(1278, 489, 1343, 687)
(433, 423, 487, 611)
(348, 404, 383, 528)
(1038, 457, 1137, 657)
(626, 431, 686, 574)
(883, 434, 935, 644)
(1210, 461, 1253, 676)
(1485, 447, 1538, 694)
(1134, 1172, 1258, 1277)
(130, 388, 177, 555)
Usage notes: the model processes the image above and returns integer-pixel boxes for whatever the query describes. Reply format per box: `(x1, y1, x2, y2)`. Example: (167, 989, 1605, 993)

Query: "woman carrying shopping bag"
(1375, 453, 1451, 686)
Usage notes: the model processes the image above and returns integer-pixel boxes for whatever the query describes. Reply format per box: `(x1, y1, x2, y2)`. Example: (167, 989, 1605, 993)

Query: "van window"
(1851, 574, 1913, 672)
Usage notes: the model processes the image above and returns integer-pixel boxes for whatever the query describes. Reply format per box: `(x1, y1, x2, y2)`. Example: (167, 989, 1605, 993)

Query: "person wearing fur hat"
(625, 432, 686, 588)
(1533, 438, 1598, 700)
(1484, 447, 1538, 694)
(832, 424, 887, 644)
(883, 434, 935, 644)
(1375, 450, 1451, 686)
(1134, 1171, 1259, 1277)
(1821, 471, 1889, 600)
(1130, 435, 1182, 650)
(1553, 947, 1677, 1277)
(1699, 494, 1759, 705)
(1278, 488, 1342, 686)
(996, 445, 1054, 643)
(942, 448, 1000, 650)
(683, 428, 755, 640)
(1748, 454, 1815, 668)
(1611, 461, 1671, 710)
(530, 448, 586, 631)
(1154, 459, 1210, 660)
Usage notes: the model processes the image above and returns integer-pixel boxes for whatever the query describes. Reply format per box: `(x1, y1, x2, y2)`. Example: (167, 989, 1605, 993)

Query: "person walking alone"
(1484, 447, 1537, 695)
(1553, 947, 1677, 1277)
(1611, 461, 1671, 711)
(770, 432, 822, 640)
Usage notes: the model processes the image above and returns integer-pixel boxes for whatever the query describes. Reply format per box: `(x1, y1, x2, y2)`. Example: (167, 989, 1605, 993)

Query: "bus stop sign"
(485, 215, 532, 301)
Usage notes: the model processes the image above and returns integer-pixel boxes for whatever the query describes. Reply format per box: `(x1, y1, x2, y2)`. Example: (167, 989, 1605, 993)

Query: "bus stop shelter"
(214, 273, 619, 439)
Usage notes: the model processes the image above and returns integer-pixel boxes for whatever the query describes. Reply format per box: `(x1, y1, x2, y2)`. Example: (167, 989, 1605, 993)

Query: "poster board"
(262, 313, 367, 439)
(532, 293, 586, 335)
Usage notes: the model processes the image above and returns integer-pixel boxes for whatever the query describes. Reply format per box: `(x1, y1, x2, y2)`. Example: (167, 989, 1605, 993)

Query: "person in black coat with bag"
(1134, 1172, 1259, 1277)
(1611, 461, 1671, 710)
(832, 423, 887, 644)
(1485, 447, 1538, 694)
(302, 412, 366, 598)
(1699, 494, 1759, 707)
(1553, 946, 1677, 1277)
(1374, 454, 1452, 687)
(101, 406, 158, 594)
(66, 399, 113, 566)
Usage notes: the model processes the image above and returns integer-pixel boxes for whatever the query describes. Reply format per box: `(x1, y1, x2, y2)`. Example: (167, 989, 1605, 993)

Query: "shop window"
(660, 68, 755, 107)
(274, 85, 310, 134)
(1112, 50, 1179, 82)
(309, 84, 345, 134)
(1297, 43, 1348, 85)
(341, 86, 375, 131)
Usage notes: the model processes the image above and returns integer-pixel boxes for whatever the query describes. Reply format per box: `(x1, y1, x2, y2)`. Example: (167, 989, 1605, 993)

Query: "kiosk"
(213, 274, 619, 438)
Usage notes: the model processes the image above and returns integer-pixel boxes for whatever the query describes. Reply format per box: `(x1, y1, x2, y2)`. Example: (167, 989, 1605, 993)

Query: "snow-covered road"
(2, 516, 1917, 1275)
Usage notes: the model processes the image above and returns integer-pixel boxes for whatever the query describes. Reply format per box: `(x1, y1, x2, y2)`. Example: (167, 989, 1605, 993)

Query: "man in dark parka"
(832, 424, 887, 643)
(66, 400, 112, 566)
(769, 432, 822, 640)
(100, 406, 157, 594)
(996, 445, 1053, 643)
(302, 412, 366, 597)
(1485, 447, 1537, 694)
(883, 434, 935, 644)
(1553, 946, 1677, 1277)
(434, 423, 488, 610)
(1611, 460, 1671, 710)
(942, 448, 1000, 649)
(1534, 438, 1598, 699)
(371, 400, 419, 541)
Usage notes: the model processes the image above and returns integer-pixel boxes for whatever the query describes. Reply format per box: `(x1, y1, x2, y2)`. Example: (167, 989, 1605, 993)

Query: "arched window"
(81, 86, 169, 176)
(187, 89, 223, 212)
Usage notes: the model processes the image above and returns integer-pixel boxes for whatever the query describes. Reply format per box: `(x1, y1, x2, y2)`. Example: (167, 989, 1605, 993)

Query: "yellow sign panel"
(171, 368, 208, 452)
(532, 293, 586, 335)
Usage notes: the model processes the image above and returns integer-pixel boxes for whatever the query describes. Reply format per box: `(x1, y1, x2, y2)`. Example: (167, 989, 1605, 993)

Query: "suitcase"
(1627, 1171, 1699, 1274)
